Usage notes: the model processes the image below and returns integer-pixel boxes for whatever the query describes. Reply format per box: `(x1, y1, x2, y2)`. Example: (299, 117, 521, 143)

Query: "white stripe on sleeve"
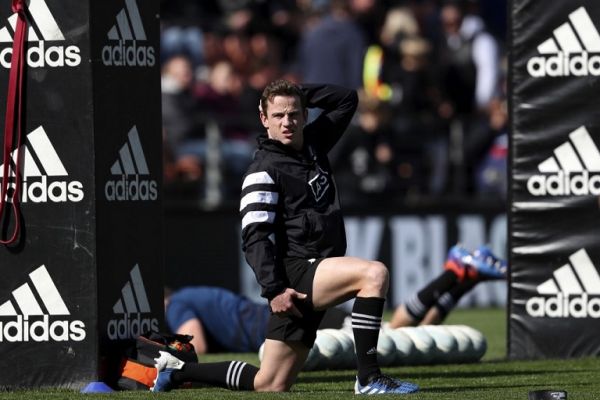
(241, 210, 276, 230)
(242, 171, 275, 190)
(240, 191, 279, 211)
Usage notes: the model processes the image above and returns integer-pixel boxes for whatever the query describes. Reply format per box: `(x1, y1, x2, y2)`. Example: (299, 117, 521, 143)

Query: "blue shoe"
(150, 351, 185, 392)
(444, 244, 477, 281)
(472, 245, 507, 280)
(354, 374, 419, 394)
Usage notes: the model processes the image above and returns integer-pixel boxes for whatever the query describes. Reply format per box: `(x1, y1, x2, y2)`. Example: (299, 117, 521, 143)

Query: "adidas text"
(104, 175, 157, 201)
(107, 314, 159, 340)
(527, 171, 600, 196)
(0, 315, 86, 342)
(528, 52, 600, 77)
(526, 293, 600, 318)
(0, 42, 81, 69)
(2, 176, 84, 203)
(101, 41, 155, 67)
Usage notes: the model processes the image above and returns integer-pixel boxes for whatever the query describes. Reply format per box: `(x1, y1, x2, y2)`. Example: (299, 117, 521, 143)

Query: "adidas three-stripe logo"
(536, 249, 600, 296)
(104, 125, 158, 201)
(107, 264, 159, 340)
(536, 126, 600, 174)
(526, 248, 600, 318)
(112, 264, 150, 315)
(0, 126, 84, 203)
(0, 126, 67, 178)
(528, 7, 600, 77)
(536, 7, 600, 55)
(110, 126, 149, 177)
(101, 0, 156, 67)
(0, 0, 81, 68)
(0, 0, 63, 42)
(107, 0, 146, 42)
(527, 126, 600, 196)
(0, 265, 69, 316)
(0, 265, 86, 342)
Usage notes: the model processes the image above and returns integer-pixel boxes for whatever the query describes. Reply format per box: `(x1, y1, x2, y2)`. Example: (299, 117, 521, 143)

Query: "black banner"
(510, 0, 600, 359)
(0, 0, 162, 388)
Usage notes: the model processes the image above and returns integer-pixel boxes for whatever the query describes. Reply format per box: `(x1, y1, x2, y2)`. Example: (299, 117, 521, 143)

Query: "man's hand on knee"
(269, 288, 307, 318)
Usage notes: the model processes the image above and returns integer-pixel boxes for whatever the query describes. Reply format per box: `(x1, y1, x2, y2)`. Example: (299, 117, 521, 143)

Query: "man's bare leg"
(312, 256, 389, 308)
(312, 257, 388, 385)
(254, 339, 309, 392)
(420, 307, 444, 325)
(389, 304, 418, 329)
(388, 303, 444, 328)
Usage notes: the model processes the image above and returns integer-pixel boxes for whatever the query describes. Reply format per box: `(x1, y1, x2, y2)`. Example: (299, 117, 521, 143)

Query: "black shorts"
(266, 257, 325, 348)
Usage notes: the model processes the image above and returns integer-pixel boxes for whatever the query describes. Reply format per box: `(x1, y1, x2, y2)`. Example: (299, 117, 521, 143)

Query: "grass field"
(4, 308, 600, 399)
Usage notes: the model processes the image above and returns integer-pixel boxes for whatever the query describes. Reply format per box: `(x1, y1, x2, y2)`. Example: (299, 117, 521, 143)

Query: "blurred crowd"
(160, 0, 508, 208)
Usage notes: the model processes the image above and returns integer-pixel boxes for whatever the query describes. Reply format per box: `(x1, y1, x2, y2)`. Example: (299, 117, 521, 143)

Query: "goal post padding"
(0, 0, 163, 388)
(509, 0, 600, 359)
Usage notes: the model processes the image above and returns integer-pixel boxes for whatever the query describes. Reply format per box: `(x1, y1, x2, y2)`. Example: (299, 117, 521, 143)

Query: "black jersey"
(240, 84, 358, 300)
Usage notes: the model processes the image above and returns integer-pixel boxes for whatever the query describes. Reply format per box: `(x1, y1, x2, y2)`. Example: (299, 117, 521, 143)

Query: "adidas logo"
(101, 0, 156, 67)
(0, 0, 81, 68)
(526, 249, 600, 318)
(527, 126, 600, 196)
(0, 126, 84, 203)
(104, 125, 157, 202)
(0, 265, 86, 342)
(107, 264, 159, 340)
(528, 7, 600, 77)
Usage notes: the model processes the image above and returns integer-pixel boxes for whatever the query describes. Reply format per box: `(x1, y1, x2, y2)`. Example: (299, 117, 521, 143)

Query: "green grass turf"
(4, 308, 600, 399)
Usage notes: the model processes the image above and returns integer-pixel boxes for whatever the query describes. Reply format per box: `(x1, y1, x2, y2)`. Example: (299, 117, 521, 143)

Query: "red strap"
(0, 0, 27, 244)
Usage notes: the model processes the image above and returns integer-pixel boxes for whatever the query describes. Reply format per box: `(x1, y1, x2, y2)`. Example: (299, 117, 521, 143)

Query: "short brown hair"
(260, 79, 306, 114)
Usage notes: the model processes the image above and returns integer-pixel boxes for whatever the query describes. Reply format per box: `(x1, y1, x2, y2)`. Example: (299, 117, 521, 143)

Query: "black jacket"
(240, 84, 358, 300)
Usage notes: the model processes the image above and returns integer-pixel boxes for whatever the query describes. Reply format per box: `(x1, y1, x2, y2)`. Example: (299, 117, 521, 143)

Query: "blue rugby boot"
(472, 245, 507, 280)
(444, 244, 477, 282)
(355, 374, 419, 395)
(150, 351, 185, 392)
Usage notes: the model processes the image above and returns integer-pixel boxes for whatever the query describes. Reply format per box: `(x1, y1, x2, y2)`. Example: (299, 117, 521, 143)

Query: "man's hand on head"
(269, 288, 307, 318)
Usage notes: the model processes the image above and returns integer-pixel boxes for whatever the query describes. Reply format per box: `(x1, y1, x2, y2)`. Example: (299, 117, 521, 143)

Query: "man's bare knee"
(254, 369, 295, 392)
(254, 339, 306, 392)
(362, 261, 389, 294)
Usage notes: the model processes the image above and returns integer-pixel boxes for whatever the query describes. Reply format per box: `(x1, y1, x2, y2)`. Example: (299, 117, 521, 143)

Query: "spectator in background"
(434, 0, 500, 194)
(161, 55, 203, 186)
(295, 0, 366, 89)
(475, 76, 508, 199)
(177, 60, 256, 199)
(361, 7, 444, 196)
(160, 0, 222, 67)
(332, 92, 401, 205)
(349, 0, 386, 45)
(438, 0, 499, 115)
